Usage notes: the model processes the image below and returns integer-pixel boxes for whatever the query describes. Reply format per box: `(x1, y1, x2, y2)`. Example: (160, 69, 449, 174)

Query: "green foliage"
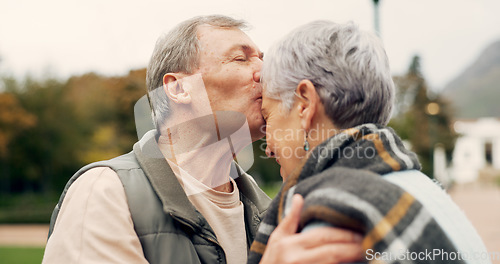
(0, 92, 36, 157)
(0, 69, 146, 197)
(390, 55, 457, 178)
(5, 77, 88, 193)
(0, 247, 45, 264)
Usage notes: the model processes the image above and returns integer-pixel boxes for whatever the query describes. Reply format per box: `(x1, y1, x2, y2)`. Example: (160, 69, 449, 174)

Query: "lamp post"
(372, 0, 381, 36)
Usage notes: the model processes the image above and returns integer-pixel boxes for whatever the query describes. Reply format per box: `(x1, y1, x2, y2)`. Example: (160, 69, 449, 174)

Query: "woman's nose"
(265, 145, 275, 158)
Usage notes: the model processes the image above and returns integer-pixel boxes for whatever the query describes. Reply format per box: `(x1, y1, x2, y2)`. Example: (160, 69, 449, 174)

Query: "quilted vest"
(48, 131, 270, 263)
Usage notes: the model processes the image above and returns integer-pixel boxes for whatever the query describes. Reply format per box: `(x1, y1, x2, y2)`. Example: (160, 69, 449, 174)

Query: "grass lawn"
(0, 246, 45, 264)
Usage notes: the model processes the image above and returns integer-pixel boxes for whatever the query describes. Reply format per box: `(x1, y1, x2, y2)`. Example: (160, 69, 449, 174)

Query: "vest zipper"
(169, 213, 227, 263)
(170, 213, 222, 246)
(170, 213, 226, 263)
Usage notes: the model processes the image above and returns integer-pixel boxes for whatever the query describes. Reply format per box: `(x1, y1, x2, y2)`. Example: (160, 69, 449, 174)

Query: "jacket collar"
(133, 130, 205, 231)
(133, 130, 270, 233)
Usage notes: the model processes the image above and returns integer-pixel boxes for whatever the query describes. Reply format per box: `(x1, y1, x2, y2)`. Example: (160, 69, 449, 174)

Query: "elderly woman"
(248, 21, 489, 264)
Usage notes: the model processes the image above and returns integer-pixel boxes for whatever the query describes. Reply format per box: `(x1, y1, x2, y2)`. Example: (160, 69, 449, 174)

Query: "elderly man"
(43, 15, 362, 264)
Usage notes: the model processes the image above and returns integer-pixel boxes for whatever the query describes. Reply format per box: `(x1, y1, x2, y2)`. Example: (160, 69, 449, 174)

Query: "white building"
(450, 118, 500, 183)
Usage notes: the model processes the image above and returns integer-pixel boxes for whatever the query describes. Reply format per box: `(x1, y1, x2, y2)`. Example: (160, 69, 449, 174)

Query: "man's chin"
(248, 117, 266, 142)
(250, 127, 266, 142)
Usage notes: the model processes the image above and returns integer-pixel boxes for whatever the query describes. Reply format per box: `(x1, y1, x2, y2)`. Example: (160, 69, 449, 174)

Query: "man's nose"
(253, 59, 263, 83)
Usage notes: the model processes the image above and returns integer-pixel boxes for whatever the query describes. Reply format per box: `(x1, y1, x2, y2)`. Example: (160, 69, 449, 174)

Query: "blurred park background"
(1, 0, 500, 263)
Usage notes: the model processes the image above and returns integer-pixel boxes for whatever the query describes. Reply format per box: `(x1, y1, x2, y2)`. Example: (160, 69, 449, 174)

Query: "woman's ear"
(295, 80, 320, 131)
(163, 73, 191, 104)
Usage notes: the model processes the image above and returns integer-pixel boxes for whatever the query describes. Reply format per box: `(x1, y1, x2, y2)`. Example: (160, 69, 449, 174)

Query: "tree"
(0, 67, 148, 194)
(0, 93, 37, 157)
(64, 69, 146, 164)
(0, 87, 37, 193)
(389, 55, 457, 178)
(3, 76, 90, 193)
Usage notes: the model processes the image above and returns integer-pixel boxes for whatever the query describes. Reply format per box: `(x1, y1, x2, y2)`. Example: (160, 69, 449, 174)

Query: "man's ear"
(295, 80, 320, 131)
(163, 73, 191, 104)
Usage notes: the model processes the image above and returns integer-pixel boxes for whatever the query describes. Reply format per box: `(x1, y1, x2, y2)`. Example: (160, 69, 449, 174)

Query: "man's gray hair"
(262, 20, 394, 128)
(146, 15, 248, 130)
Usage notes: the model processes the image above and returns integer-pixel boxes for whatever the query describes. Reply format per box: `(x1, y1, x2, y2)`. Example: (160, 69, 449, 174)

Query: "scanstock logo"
(133, 74, 255, 195)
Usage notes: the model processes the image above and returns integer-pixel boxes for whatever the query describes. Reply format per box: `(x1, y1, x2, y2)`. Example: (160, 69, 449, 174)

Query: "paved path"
(449, 181, 500, 263)
(0, 224, 48, 247)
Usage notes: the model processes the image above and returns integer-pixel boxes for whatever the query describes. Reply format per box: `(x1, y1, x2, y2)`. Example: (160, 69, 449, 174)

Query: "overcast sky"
(1, 0, 499, 90)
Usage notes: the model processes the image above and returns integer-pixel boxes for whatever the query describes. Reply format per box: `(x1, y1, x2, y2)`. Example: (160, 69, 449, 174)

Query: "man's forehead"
(197, 24, 260, 53)
(196, 24, 242, 41)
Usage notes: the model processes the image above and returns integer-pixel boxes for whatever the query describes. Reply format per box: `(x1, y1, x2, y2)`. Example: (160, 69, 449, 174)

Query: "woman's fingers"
(292, 226, 363, 249)
(292, 242, 365, 264)
(273, 194, 304, 236)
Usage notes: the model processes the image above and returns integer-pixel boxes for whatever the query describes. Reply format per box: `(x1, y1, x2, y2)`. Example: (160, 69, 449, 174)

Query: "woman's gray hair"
(262, 20, 394, 128)
(146, 15, 248, 130)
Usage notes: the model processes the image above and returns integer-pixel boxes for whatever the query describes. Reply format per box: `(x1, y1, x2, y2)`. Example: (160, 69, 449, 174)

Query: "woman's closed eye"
(233, 54, 247, 62)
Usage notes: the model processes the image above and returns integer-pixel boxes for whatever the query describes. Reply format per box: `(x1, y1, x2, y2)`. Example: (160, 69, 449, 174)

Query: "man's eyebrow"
(227, 44, 263, 59)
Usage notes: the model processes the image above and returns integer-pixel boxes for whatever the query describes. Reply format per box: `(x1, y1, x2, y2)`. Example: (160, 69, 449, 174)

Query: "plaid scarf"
(248, 123, 464, 264)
